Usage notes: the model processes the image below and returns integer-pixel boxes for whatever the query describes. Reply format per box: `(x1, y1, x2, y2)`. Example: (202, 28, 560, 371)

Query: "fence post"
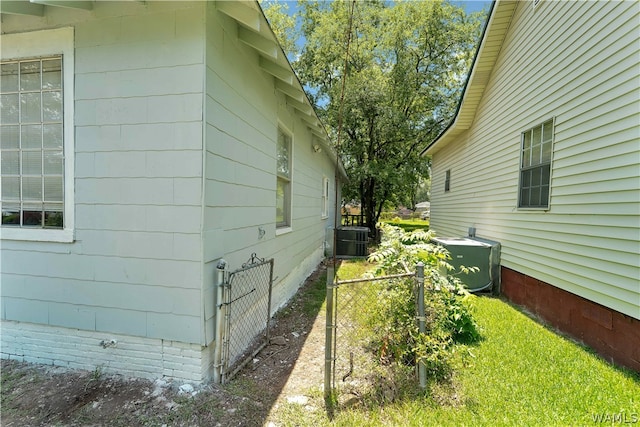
(266, 258, 274, 344)
(213, 260, 227, 384)
(416, 262, 426, 390)
(324, 266, 335, 400)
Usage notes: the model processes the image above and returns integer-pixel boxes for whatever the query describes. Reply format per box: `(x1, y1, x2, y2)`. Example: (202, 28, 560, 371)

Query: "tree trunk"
(361, 191, 379, 242)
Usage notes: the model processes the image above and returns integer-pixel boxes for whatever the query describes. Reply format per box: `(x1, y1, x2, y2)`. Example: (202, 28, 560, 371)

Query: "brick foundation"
(501, 267, 640, 373)
(0, 321, 211, 383)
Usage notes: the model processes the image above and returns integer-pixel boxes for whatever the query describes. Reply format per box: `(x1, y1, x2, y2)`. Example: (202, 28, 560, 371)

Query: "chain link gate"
(324, 264, 426, 399)
(218, 253, 274, 384)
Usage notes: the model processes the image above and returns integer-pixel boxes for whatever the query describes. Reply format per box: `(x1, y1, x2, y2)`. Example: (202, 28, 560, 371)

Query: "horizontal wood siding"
(202, 4, 337, 342)
(430, 1, 639, 319)
(0, 2, 207, 342)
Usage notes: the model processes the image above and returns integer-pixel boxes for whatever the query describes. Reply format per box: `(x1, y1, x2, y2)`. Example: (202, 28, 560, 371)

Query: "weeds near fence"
(367, 223, 479, 379)
(327, 223, 481, 410)
(331, 276, 418, 407)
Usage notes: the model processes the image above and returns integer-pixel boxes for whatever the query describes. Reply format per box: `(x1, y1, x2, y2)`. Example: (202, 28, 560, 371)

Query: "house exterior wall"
(1, 1, 340, 382)
(429, 0, 639, 321)
(1, 2, 208, 379)
(202, 3, 338, 353)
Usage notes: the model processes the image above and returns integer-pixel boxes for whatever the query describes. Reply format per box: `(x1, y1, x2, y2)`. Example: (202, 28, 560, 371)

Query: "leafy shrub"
(366, 223, 480, 380)
(378, 211, 398, 221)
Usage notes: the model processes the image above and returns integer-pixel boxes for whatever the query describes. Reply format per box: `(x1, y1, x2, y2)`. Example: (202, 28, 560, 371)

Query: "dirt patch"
(1, 264, 329, 427)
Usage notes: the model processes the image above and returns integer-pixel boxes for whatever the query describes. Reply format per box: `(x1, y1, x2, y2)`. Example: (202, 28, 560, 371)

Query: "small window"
(444, 170, 451, 192)
(519, 119, 554, 209)
(276, 127, 292, 228)
(321, 176, 330, 219)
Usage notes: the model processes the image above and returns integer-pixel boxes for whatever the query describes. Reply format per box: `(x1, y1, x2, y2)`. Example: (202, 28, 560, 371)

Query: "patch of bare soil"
(1, 264, 329, 427)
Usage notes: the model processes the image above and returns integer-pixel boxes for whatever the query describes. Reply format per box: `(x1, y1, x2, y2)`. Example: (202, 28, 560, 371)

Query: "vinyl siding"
(429, 1, 640, 319)
(0, 2, 207, 342)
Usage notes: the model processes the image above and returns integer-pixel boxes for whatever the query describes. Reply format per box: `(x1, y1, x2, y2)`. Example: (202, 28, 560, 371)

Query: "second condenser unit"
(335, 226, 369, 258)
(431, 237, 501, 293)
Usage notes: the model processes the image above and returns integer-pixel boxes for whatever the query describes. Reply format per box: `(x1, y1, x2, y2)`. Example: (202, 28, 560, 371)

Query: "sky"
(456, 0, 492, 15)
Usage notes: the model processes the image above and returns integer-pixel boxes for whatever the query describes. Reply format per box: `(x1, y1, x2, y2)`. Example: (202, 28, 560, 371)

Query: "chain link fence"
(324, 264, 427, 402)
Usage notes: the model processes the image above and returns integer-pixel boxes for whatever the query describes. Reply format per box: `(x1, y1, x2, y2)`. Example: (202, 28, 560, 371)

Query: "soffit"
(217, 1, 347, 180)
(0, 0, 93, 15)
(424, 0, 518, 156)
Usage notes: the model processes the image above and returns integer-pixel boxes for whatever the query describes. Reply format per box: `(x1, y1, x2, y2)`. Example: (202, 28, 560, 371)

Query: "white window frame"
(276, 126, 292, 234)
(1, 28, 75, 243)
(518, 118, 554, 210)
(321, 176, 330, 219)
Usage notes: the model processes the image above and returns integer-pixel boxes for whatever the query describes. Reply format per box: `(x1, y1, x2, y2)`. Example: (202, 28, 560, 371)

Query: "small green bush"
(379, 211, 398, 221)
(380, 219, 429, 232)
(366, 223, 480, 380)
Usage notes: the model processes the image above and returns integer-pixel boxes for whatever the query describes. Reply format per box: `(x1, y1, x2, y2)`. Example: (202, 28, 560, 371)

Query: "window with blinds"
(1, 57, 64, 228)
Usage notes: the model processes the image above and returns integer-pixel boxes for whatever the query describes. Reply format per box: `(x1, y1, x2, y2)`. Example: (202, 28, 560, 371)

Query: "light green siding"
(429, 1, 639, 319)
(1, 0, 339, 382)
(0, 2, 207, 343)
(202, 3, 339, 343)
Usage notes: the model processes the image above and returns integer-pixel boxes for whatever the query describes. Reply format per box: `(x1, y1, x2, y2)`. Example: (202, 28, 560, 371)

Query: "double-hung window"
(276, 127, 292, 229)
(0, 28, 74, 242)
(519, 119, 554, 209)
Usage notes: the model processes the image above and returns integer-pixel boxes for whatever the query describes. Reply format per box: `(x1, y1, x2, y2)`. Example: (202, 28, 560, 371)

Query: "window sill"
(276, 226, 292, 236)
(517, 207, 550, 212)
(0, 227, 74, 243)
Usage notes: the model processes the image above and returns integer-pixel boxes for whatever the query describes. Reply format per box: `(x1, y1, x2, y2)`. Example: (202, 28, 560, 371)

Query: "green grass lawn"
(362, 295, 640, 426)
(381, 218, 430, 232)
(274, 260, 640, 426)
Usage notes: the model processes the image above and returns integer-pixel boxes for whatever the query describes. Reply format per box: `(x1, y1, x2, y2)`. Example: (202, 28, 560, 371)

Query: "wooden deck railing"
(341, 214, 367, 227)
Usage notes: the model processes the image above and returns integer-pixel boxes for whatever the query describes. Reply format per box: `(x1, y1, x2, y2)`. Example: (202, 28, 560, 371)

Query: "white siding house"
(0, 0, 345, 382)
(425, 0, 639, 371)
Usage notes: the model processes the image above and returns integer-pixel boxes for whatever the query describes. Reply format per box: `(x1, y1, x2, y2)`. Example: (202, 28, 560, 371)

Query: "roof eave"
(423, 0, 518, 157)
(218, 1, 347, 180)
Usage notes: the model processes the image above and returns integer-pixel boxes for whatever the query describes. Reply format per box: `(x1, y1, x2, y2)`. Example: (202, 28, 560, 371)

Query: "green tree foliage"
(412, 176, 431, 207)
(263, 1, 485, 237)
(367, 223, 480, 380)
(258, 0, 299, 60)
